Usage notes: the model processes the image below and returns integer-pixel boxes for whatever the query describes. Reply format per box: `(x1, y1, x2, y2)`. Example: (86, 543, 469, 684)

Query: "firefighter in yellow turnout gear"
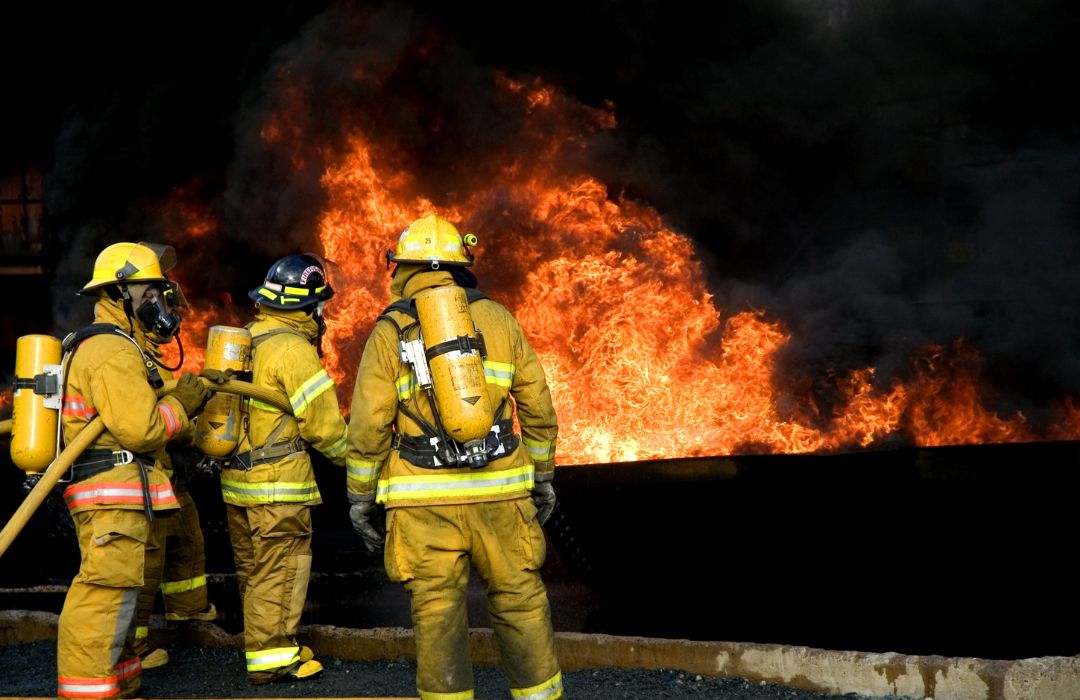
(57, 241, 210, 699)
(347, 215, 564, 700)
(128, 300, 218, 671)
(210, 253, 347, 684)
(132, 447, 217, 670)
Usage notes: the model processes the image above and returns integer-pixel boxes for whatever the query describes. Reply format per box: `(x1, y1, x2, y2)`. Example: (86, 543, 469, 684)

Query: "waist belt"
(71, 448, 156, 521)
(233, 437, 307, 470)
(71, 448, 154, 481)
(395, 418, 519, 469)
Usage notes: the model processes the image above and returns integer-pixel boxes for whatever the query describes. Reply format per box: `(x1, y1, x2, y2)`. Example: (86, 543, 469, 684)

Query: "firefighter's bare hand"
(171, 371, 211, 416)
(348, 498, 385, 553)
(532, 481, 556, 526)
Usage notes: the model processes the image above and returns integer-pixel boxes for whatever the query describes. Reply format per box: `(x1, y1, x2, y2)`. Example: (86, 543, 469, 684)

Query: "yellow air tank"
(10, 334, 63, 473)
(414, 285, 493, 444)
(194, 325, 251, 458)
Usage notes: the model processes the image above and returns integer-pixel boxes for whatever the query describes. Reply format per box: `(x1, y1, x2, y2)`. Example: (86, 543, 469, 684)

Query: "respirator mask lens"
(136, 283, 182, 340)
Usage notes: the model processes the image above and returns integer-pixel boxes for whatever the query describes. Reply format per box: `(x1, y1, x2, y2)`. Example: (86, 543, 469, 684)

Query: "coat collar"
(251, 306, 319, 341)
(390, 266, 456, 301)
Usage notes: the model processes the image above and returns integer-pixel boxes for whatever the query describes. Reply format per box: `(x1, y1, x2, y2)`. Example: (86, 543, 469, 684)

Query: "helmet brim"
(249, 284, 334, 309)
(389, 256, 473, 268)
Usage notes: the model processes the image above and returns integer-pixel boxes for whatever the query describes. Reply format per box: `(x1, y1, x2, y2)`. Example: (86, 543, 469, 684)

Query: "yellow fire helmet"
(387, 214, 477, 268)
(80, 241, 176, 294)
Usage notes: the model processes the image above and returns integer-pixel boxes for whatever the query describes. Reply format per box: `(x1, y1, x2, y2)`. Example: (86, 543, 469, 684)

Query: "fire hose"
(0, 378, 292, 560)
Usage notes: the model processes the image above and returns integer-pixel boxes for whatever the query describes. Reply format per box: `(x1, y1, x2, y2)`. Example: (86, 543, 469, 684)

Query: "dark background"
(4, 441, 1080, 661)
(2, 0, 1080, 662)
(2, 0, 1080, 418)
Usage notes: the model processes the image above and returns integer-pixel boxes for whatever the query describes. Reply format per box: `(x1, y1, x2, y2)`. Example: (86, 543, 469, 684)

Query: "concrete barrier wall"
(3, 610, 1079, 700)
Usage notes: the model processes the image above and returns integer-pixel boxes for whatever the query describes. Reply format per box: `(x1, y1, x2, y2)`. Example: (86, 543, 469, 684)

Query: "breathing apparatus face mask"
(134, 283, 183, 341)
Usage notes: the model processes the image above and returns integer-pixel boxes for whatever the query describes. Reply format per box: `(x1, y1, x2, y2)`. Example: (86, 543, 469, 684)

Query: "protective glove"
(199, 368, 234, 384)
(348, 497, 385, 553)
(532, 481, 556, 526)
(194, 455, 225, 479)
(170, 371, 211, 417)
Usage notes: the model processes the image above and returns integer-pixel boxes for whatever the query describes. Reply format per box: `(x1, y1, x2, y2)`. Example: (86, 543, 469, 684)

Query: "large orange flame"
(159, 72, 1079, 465)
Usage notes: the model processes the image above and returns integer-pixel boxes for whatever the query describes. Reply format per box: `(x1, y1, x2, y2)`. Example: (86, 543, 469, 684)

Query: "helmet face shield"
(138, 241, 177, 276)
(80, 241, 176, 295)
(163, 280, 188, 309)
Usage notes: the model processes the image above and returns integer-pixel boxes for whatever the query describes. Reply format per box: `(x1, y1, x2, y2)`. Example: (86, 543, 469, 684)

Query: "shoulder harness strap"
(379, 288, 512, 469)
(377, 287, 489, 325)
(251, 326, 308, 349)
(61, 323, 164, 389)
(234, 325, 310, 469)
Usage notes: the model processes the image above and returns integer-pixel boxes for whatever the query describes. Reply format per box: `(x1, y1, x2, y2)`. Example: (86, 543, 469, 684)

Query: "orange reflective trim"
(57, 674, 120, 699)
(114, 657, 141, 680)
(62, 394, 99, 419)
(158, 402, 180, 438)
(63, 482, 178, 509)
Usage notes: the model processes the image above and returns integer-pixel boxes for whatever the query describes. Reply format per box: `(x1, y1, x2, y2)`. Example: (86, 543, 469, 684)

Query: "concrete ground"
(3, 610, 1080, 699)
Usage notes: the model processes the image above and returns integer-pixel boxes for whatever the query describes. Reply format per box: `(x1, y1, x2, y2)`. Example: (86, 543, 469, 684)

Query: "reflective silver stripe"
(523, 437, 556, 462)
(158, 402, 180, 437)
(161, 574, 207, 595)
(113, 587, 138, 667)
(220, 480, 321, 505)
(396, 372, 418, 400)
(63, 483, 178, 508)
(483, 360, 514, 388)
(57, 678, 120, 696)
(324, 431, 347, 457)
(510, 671, 563, 700)
(376, 466, 534, 503)
(246, 645, 299, 671)
(69, 486, 143, 499)
(291, 370, 333, 415)
(347, 458, 381, 480)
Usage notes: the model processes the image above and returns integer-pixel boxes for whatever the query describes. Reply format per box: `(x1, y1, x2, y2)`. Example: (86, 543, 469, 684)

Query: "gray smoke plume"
(19, 0, 1080, 431)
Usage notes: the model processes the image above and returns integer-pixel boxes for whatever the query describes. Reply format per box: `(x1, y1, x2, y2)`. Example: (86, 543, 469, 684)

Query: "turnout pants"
(133, 490, 208, 654)
(385, 498, 564, 700)
(133, 513, 167, 656)
(160, 490, 210, 616)
(57, 508, 148, 699)
(225, 503, 313, 683)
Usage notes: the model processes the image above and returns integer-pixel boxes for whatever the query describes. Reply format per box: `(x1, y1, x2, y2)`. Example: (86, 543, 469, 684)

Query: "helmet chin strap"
(116, 285, 140, 338)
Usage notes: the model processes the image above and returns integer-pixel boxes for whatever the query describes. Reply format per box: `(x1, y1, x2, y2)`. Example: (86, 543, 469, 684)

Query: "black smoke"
(4, 0, 1080, 430)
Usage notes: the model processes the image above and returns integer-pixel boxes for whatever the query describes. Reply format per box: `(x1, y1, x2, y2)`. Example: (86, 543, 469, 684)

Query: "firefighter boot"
(165, 603, 217, 622)
(280, 659, 324, 683)
(141, 648, 170, 669)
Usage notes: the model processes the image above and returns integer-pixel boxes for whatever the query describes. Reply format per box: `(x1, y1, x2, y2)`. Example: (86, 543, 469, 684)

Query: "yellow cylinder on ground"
(415, 285, 493, 442)
(11, 334, 63, 473)
(194, 326, 251, 458)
